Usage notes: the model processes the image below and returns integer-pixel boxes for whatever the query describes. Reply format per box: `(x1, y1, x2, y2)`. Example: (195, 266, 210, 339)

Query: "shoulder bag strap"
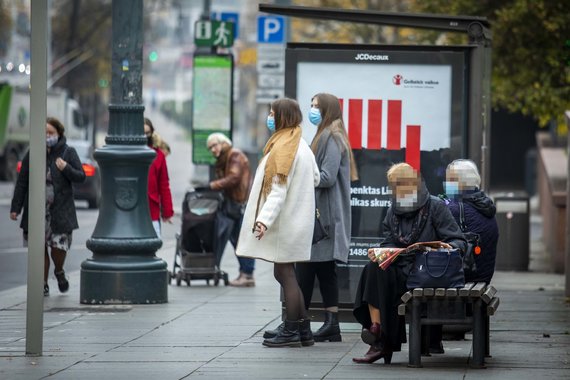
(458, 201, 467, 232)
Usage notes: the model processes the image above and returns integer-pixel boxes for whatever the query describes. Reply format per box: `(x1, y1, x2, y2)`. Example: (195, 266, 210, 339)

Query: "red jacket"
(147, 147, 174, 221)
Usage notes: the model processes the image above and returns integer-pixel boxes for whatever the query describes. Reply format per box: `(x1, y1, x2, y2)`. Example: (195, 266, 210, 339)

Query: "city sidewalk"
(1, 196, 569, 380)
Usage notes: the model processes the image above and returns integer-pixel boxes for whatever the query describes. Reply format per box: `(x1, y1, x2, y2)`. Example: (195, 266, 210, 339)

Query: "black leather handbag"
(312, 207, 328, 245)
(406, 248, 465, 289)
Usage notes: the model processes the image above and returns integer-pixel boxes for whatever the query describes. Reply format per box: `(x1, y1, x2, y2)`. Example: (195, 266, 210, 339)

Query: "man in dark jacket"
(207, 133, 254, 287)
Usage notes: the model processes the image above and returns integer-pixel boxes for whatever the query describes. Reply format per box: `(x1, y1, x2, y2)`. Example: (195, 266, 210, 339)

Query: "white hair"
(206, 132, 232, 147)
(447, 159, 481, 189)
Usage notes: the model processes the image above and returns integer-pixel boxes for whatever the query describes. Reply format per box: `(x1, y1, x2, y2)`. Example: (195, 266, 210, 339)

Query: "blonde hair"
(386, 162, 418, 183)
(446, 159, 481, 188)
(206, 132, 232, 147)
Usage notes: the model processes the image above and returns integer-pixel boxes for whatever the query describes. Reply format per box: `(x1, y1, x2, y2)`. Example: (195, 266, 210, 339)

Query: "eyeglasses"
(207, 142, 219, 151)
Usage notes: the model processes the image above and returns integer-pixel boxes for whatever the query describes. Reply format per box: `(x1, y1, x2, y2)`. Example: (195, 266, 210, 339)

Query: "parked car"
(68, 139, 101, 209)
(16, 139, 101, 209)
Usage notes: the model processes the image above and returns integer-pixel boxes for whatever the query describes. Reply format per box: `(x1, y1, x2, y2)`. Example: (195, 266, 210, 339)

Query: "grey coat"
(310, 129, 352, 263)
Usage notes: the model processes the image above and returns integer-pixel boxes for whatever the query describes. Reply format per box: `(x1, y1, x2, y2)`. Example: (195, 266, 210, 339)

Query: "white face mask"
(396, 190, 418, 208)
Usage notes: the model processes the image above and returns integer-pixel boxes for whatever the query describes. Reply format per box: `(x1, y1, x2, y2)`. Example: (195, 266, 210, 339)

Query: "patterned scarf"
(390, 182, 431, 246)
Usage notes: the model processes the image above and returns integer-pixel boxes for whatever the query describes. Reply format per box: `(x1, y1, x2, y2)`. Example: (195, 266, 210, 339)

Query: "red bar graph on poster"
(348, 99, 363, 149)
(339, 97, 422, 170)
(387, 100, 402, 150)
(406, 125, 421, 171)
(367, 100, 382, 149)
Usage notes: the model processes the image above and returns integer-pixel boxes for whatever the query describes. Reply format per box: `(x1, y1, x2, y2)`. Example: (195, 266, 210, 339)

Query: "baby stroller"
(170, 189, 230, 286)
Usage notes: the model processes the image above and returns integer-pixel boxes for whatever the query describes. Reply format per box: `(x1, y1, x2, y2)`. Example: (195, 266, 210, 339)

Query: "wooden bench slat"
(481, 285, 497, 304)
(424, 288, 435, 297)
(487, 297, 500, 316)
(459, 282, 475, 297)
(412, 288, 424, 297)
(435, 288, 446, 297)
(401, 291, 413, 303)
(398, 303, 407, 316)
(445, 288, 458, 297)
(469, 282, 487, 297)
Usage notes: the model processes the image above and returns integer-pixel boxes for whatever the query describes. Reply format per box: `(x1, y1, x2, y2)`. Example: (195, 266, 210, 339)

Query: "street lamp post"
(80, 0, 168, 304)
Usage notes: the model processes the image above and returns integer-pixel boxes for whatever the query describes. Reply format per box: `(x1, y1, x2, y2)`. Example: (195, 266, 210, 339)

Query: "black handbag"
(458, 201, 480, 278)
(312, 206, 328, 245)
(406, 248, 465, 289)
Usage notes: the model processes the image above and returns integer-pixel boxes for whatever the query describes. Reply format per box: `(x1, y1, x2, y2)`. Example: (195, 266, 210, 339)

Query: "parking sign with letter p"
(257, 16, 285, 44)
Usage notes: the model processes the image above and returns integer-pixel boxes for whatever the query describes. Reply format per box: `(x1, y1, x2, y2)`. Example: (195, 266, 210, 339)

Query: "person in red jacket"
(144, 117, 174, 237)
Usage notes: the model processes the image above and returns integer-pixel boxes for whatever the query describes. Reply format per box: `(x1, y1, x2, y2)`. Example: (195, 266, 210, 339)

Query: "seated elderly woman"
(352, 162, 466, 364)
(443, 159, 499, 284)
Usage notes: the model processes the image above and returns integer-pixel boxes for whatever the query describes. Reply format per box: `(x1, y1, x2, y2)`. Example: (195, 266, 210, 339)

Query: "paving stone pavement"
(1, 113, 568, 379)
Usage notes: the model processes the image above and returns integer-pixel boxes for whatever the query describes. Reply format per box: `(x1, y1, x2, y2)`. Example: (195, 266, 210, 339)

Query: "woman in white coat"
(237, 98, 320, 348)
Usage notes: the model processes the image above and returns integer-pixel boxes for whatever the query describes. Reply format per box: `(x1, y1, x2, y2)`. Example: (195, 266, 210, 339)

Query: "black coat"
(10, 136, 86, 234)
(353, 195, 467, 351)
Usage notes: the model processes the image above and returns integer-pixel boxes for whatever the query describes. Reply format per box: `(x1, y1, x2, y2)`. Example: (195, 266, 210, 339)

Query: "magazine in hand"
(369, 241, 447, 270)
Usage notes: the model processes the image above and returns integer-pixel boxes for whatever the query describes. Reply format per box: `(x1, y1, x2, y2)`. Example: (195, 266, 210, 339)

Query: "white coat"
(236, 139, 320, 263)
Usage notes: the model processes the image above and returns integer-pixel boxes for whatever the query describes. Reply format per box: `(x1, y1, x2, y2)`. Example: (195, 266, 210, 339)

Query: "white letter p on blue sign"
(257, 16, 285, 44)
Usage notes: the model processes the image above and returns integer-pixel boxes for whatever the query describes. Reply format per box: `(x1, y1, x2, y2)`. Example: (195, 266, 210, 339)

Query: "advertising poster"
(285, 44, 468, 308)
(191, 54, 233, 165)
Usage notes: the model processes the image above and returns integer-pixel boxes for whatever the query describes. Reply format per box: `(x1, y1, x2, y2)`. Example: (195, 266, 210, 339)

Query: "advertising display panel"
(285, 44, 469, 313)
(191, 54, 233, 165)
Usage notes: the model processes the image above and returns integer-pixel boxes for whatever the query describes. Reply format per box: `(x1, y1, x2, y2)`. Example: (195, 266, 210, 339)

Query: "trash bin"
(493, 191, 530, 271)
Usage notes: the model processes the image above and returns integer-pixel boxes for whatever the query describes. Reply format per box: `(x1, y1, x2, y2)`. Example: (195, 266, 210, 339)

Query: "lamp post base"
(80, 257, 168, 304)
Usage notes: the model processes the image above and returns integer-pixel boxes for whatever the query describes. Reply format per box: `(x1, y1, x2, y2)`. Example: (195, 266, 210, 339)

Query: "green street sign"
(194, 20, 235, 48)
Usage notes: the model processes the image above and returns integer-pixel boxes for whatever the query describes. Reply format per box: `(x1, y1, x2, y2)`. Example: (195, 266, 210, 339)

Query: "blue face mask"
(444, 181, 460, 197)
(266, 115, 275, 132)
(309, 107, 322, 126)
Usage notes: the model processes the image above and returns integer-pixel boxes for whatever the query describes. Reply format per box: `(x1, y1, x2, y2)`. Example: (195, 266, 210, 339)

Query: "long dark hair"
(271, 98, 302, 130)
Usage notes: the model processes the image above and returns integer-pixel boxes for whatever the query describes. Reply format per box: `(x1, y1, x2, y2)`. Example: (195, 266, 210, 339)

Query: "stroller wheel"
(214, 273, 220, 286)
(176, 274, 182, 286)
(186, 274, 191, 286)
(223, 273, 229, 286)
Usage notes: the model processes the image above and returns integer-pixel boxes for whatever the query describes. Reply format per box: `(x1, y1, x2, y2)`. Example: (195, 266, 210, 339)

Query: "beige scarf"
(260, 126, 302, 198)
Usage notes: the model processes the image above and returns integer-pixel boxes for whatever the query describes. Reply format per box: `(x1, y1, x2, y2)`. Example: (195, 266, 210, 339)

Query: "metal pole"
(564, 110, 570, 297)
(26, 0, 48, 356)
(467, 23, 492, 191)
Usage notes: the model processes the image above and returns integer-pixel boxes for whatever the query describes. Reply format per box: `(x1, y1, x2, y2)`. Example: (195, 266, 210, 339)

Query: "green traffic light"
(149, 51, 158, 62)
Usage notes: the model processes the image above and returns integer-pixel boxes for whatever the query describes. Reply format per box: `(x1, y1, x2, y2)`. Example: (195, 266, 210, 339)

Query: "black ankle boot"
(263, 321, 284, 339)
(262, 320, 301, 348)
(299, 319, 314, 347)
(313, 311, 341, 342)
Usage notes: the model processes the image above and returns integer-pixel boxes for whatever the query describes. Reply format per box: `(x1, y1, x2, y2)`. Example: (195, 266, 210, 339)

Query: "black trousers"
(295, 261, 339, 310)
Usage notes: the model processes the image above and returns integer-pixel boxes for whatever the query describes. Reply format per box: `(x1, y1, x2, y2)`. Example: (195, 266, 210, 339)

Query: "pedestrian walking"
(206, 132, 255, 287)
(144, 117, 174, 238)
(294, 93, 358, 342)
(236, 98, 320, 348)
(352, 163, 466, 364)
(10, 117, 86, 296)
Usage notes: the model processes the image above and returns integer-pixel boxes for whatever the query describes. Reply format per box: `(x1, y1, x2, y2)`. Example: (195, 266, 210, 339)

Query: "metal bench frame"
(398, 282, 500, 368)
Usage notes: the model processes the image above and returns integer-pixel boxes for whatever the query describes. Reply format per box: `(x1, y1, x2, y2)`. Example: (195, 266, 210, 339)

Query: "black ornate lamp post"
(80, 0, 167, 304)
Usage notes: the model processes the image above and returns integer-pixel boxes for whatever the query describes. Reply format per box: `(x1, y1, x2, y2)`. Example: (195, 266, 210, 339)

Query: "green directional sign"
(194, 20, 235, 48)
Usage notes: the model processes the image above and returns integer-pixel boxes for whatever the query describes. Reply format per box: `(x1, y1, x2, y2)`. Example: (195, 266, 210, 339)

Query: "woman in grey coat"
(297, 93, 358, 341)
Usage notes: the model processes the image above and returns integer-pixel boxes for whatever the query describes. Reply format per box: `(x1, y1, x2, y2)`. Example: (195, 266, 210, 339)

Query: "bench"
(398, 282, 500, 368)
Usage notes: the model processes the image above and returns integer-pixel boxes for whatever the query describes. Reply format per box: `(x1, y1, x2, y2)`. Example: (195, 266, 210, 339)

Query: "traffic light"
(148, 51, 158, 62)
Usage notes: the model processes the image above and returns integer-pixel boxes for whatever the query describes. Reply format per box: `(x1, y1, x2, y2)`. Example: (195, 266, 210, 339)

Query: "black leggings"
(296, 261, 339, 311)
(274, 263, 307, 321)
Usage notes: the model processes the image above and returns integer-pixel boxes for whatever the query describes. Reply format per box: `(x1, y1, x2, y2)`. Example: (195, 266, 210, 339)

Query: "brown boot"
(229, 272, 255, 287)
